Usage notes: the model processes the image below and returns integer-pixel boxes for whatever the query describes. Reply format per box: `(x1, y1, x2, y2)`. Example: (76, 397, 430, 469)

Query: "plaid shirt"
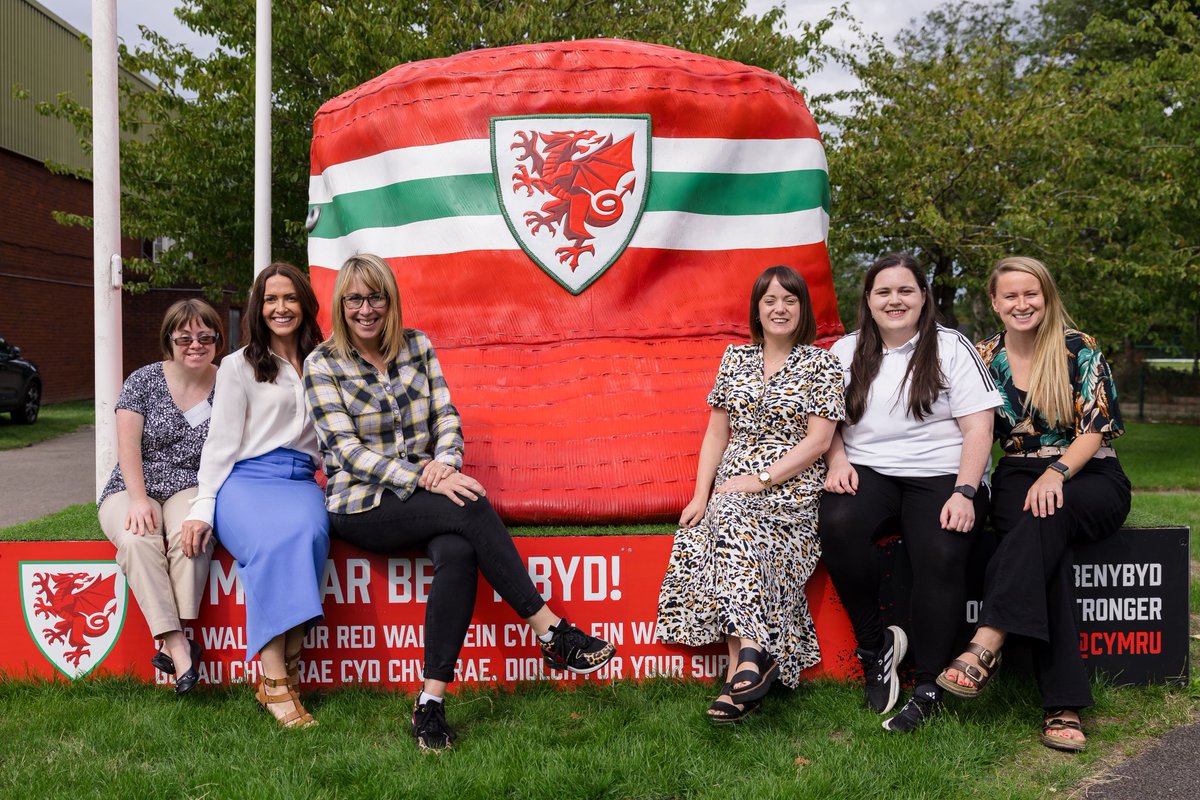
(303, 329, 464, 514)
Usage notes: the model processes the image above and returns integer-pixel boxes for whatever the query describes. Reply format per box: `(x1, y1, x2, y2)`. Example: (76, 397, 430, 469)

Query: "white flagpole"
(92, 0, 122, 500)
(253, 0, 272, 275)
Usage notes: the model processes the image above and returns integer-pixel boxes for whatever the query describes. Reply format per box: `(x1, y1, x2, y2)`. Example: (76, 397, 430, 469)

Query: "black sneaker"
(883, 685, 940, 733)
(411, 700, 455, 752)
(858, 625, 908, 714)
(540, 619, 617, 674)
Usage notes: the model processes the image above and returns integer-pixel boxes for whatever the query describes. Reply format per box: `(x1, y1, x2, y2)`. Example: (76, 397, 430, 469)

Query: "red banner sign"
(3, 537, 859, 690)
(5, 530, 1183, 690)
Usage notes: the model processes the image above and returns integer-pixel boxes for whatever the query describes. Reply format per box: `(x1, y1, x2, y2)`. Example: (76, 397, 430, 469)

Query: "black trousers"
(330, 489, 546, 684)
(980, 456, 1131, 710)
(819, 466, 988, 686)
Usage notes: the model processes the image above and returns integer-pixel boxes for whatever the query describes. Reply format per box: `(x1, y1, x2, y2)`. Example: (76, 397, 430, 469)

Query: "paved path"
(0, 428, 96, 527)
(1082, 720, 1200, 798)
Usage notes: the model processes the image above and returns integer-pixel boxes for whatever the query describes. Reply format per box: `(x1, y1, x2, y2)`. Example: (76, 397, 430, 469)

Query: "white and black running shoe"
(858, 625, 908, 714)
(883, 685, 940, 733)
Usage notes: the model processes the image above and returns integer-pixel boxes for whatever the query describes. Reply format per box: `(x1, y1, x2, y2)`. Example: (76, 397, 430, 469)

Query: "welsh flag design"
(308, 39, 841, 523)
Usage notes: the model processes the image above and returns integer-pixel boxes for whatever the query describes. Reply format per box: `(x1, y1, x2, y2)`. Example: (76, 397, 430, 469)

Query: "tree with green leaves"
(822, 0, 1055, 332)
(29, 0, 836, 298)
(824, 0, 1199, 356)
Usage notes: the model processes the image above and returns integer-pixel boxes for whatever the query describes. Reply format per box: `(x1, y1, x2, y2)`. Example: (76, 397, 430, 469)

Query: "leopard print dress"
(656, 343, 845, 686)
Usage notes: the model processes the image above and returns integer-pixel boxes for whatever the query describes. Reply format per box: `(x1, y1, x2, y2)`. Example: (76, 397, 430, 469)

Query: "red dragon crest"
(510, 129, 637, 270)
(31, 571, 118, 667)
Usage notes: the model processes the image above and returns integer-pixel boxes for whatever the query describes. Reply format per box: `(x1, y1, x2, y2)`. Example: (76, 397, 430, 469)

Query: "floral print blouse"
(976, 329, 1124, 454)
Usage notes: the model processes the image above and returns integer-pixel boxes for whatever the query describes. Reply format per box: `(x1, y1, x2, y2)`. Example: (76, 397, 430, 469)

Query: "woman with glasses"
(182, 263, 329, 727)
(98, 299, 224, 694)
(303, 253, 617, 752)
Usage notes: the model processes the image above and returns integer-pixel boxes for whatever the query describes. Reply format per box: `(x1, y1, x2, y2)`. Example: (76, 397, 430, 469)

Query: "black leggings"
(330, 489, 546, 683)
(819, 466, 988, 686)
(980, 456, 1130, 710)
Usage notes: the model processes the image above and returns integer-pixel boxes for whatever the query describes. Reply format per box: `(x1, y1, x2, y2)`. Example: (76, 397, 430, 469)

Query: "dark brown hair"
(748, 265, 817, 347)
(844, 253, 946, 424)
(159, 298, 225, 360)
(244, 262, 323, 383)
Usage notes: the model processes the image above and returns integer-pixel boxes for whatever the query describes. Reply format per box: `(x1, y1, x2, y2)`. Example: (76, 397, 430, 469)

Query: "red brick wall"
(0, 148, 242, 404)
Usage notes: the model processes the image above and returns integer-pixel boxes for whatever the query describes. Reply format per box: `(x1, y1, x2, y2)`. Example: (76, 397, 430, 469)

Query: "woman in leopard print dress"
(656, 265, 845, 723)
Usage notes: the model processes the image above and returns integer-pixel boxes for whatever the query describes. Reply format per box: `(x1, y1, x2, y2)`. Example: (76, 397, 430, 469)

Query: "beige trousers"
(98, 487, 211, 638)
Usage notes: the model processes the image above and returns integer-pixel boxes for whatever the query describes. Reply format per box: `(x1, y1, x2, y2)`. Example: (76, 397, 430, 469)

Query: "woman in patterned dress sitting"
(656, 265, 845, 723)
(97, 299, 224, 694)
(938, 256, 1130, 753)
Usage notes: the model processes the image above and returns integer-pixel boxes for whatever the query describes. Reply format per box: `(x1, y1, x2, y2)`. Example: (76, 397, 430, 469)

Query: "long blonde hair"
(329, 253, 405, 362)
(988, 256, 1076, 426)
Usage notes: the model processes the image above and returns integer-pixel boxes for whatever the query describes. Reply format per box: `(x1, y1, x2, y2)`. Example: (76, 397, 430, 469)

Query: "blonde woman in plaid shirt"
(303, 253, 617, 752)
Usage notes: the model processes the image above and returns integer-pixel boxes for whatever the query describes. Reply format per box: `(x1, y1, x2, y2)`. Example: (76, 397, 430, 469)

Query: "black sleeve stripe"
(941, 326, 994, 389)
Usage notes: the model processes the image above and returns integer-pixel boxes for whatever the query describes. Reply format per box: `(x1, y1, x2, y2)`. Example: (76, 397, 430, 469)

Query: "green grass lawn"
(1116, 421, 1200, 491)
(0, 400, 93, 451)
(0, 674, 1194, 800)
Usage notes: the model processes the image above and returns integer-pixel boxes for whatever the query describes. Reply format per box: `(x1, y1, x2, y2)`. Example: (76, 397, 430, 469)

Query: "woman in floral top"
(98, 299, 223, 694)
(937, 256, 1131, 753)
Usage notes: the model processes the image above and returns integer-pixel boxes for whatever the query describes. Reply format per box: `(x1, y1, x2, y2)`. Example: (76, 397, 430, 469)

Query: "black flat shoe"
(174, 639, 204, 696)
(150, 645, 175, 675)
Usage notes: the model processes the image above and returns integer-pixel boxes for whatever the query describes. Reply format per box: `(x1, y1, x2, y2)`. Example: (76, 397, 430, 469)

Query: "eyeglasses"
(343, 293, 388, 309)
(171, 333, 220, 347)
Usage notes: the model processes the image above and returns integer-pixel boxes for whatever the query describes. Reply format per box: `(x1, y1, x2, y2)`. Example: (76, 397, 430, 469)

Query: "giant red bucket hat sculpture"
(308, 38, 841, 524)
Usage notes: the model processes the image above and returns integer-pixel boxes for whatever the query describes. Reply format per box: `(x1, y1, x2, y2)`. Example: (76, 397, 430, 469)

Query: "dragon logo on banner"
(20, 562, 126, 678)
(492, 115, 651, 294)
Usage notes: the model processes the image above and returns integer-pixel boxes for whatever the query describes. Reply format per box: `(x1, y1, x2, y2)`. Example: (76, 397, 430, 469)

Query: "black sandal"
(1040, 711, 1087, 753)
(728, 646, 778, 704)
(706, 682, 760, 725)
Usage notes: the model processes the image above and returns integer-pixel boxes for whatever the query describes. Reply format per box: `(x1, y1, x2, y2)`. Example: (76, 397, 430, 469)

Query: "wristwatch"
(757, 471, 773, 488)
(1046, 461, 1071, 480)
(953, 484, 977, 499)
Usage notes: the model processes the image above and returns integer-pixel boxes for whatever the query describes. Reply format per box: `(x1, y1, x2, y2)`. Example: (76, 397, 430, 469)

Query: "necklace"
(763, 350, 788, 376)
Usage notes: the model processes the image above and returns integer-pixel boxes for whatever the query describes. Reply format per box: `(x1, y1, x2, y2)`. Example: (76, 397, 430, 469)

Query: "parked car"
(0, 335, 41, 424)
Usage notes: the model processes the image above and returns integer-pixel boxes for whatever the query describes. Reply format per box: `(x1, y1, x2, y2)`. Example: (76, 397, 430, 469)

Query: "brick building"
(0, 0, 242, 404)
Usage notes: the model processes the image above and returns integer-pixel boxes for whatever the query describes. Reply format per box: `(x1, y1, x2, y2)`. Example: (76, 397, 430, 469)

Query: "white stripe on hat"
(309, 137, 827, 205)
(308, 207, 829, 270)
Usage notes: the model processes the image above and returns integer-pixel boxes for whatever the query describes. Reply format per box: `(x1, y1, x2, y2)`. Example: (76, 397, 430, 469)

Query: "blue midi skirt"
(215, 448, 330, 661)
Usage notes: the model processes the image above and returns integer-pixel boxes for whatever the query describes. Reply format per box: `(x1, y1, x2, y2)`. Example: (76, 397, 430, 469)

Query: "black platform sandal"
(707, 682, 761, 725)
(728, 646, 778, 704)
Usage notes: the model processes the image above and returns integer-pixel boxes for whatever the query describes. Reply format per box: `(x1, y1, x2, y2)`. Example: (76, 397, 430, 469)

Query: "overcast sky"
(36, 0, 1031, 101)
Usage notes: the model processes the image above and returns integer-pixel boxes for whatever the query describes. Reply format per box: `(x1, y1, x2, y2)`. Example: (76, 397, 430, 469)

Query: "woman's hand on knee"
(940, 493, 976, 532)
(418, 459, 457, 491)
(180, 519, 213, 558)
(824, 462, 858, 494)
(431, 472, 486, 506)
(124, 499, 159, 536)
(1023, 471, 1065, 518)
(678, 496, 707, 528)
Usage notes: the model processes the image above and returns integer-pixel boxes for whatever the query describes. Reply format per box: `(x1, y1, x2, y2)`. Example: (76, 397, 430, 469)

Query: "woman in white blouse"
(182, 263, 329, 728)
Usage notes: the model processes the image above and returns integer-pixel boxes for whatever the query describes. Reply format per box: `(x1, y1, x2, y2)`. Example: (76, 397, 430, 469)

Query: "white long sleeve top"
(186, 347, 320, 525)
